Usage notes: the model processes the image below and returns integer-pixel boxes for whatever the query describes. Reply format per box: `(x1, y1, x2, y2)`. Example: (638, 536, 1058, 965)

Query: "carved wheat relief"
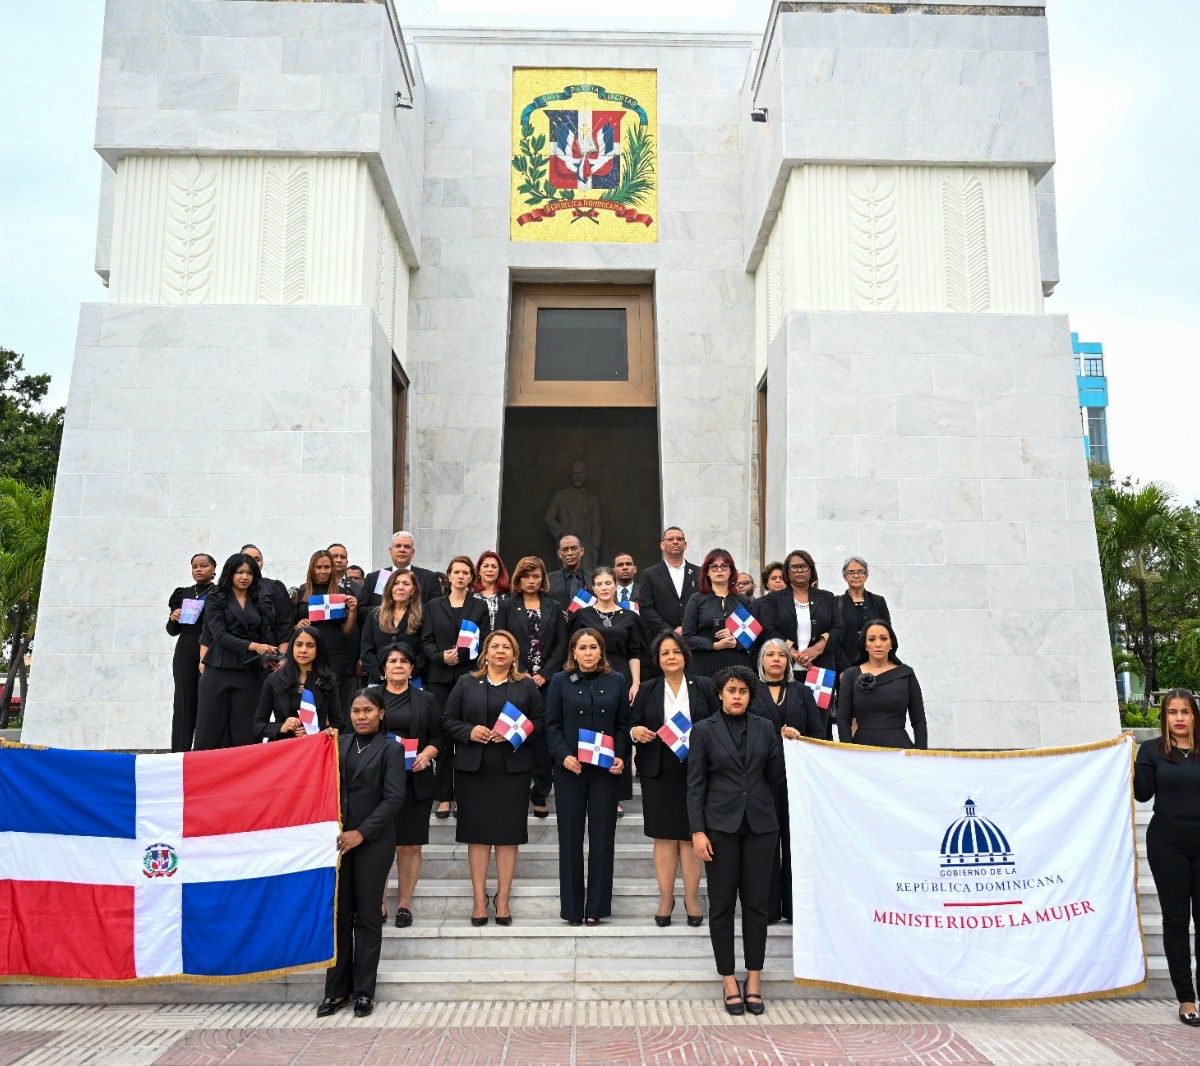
(849, 168, 899, 311)
(257, 161, 311, 304)
(941, 174, 990, 312)
(162, 158, 216, 303)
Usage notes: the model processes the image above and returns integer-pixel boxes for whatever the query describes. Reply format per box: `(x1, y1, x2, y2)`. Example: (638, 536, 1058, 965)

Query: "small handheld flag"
(805, 666, 837, 711)
(390, 735, 418, 770)
(617, 598, 640, 615)
(568, 588, 597, 614)
(493, 701, 534, 749)
(298, 688, 320, 735)
(578, 729, 616, 769)
(656, 710, 691, 761)
(725, 604, 763, 650)
(179, 598, 206, 625)
(456, 619, 481, 659)
(411, 677, 424, 690)
(308, 594, 347, 622)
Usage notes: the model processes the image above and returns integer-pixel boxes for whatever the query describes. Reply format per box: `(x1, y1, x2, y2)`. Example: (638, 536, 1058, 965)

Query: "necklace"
(596, 606, 620, 628)
(354, 735, 372, 754)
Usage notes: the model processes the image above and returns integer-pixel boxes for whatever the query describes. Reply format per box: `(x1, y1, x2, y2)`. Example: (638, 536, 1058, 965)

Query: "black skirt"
(854, 728, 913, 749)
(640, 747, 690, 841)
(394, 773, 434, 846)
(454, 740, 530, 846)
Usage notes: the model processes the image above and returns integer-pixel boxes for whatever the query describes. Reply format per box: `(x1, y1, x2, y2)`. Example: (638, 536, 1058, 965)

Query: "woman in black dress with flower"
(683, 548, 758, 678)
(836, 620, 927, 749)
(442, 630, 544, 926)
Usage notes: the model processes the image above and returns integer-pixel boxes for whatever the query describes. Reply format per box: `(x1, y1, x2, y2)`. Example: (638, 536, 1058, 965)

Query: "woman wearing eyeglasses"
(682, 548, 758, 679)
(834, 556, 891, 675)
(759, 549, 842, 675)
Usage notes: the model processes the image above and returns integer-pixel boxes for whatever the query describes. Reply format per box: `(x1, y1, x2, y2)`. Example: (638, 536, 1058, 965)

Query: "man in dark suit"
(357, 530, 443, 612)
(613, 552, 640, 604)
(327, 542, 360, 596)
(547, 533, 592, 608)
(637, 526, 699, 636)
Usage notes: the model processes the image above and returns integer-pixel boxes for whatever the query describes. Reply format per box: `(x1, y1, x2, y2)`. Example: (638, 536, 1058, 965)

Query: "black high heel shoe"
(723, 983, 745, 1016)
(685, 909, 704, 928)
(471, 899, 489, 926)
(742, 980, 765, 1016)
(654, 900, 675, 928)
(492, 893, 512, 927)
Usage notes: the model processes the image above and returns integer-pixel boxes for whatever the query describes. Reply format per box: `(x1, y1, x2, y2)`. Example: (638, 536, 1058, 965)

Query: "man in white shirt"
(636, 526, 699, 636)
(357, 530, 444, 612)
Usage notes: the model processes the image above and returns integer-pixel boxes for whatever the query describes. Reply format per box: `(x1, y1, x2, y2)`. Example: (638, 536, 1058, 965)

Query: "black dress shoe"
(316, 996, 347, 1017)
(434, 806, 451, 819)
(532, 806, 550, 818)
(353, 995, 374, 1018)
(1180, 1009, 1200, 1027)
(654, 901, 674, 927)
(723, 988, 745, 1016)
(566, 918, 583, 926)
(584, 916, 601, 927)
(471, 913, 489, 927)
(742, 981, 765, 1016)
(492, 894, 512, 926)
(686, 912, 704, 927)
(394, 907, 413, 928)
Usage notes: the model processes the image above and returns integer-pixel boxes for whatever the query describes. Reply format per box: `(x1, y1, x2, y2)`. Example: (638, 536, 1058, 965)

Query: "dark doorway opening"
(499, 407, 662, 572)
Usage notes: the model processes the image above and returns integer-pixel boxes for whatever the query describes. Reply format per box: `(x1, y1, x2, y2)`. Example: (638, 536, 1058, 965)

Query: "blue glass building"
(1073, 332, 1109, 466)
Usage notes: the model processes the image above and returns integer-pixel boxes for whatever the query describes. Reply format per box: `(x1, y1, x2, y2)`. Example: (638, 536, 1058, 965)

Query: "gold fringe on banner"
(790, 975, 1148, 1008)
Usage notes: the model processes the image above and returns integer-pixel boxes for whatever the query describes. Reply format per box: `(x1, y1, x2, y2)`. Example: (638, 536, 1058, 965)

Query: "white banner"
(786, 736, 1145, 1005)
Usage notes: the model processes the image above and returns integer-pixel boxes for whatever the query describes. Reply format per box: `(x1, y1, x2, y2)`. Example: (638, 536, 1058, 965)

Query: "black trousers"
(324, 833, 395, 1001)
(427, 681, 456, 803)
(553, 764, 620, 922)
(1147, 816, 1200, 1002)
(337, 672, 358, 724)
(767, 787, 792, 923)
(170, 650, 201, 753)
(705, 828, 778, 976)
(193, 667, 264, 750)
(530, 731, 553, 805)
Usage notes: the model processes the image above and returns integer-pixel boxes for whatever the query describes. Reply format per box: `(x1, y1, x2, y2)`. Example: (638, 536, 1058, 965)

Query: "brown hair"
(511, 555, 550, 594)
(300, 550, 337, 602)
(378, 567, 422, 635)
(760, 560, 784, 587)
(446, 555, 477, 581)
(471, 629, 529, 682)
(1159, 687, 1200, 760)
(565, 627, 612, 675)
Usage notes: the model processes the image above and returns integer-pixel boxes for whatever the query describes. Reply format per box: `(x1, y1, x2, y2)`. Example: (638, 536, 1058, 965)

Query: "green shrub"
(1120, 701, 1159, 729)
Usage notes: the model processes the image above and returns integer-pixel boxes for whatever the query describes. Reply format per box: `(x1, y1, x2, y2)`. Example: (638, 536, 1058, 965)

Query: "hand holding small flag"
(804, 666, 837, 710)
(493, 701, 535, 749)
(725, 604, 763, 650)
(307, 594, 347, 622)
(578, 728, 616, 769)
(569, 588, 597, 614)
(656, 710, 691, 761)
(456, 619, 481, 659)
(297, 688, 320, 736)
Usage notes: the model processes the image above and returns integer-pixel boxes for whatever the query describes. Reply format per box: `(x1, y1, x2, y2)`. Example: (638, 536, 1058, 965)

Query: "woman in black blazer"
(759, 549, 842, 673)
(837, 620, 927, 749)
(682, 548, 758, 677)
(630, 631, 716, 927)
(165, 552, 216, 752)
(498, 555, 567, 817)
(545, 628, 629, 925)
(421, 555, 492, 817)
(688, 665, 785, 1016)
(194, 553, 285, 750)
(360, 569, 426, 684)
(835, 555, 891, 674)
(253, 627, 343, 741)
(292, 549, 360, 713)
(374, 643, 441, 929)
(443, 630, 544, 926)
(318, 688, 405, 1020)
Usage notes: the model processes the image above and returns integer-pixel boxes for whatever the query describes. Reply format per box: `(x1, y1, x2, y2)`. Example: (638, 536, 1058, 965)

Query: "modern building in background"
(1073, 332, 1110, 467)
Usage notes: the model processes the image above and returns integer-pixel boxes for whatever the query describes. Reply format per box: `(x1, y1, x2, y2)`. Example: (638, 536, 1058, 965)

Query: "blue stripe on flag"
(0, 747, 137, 838)
(181, 867, 335, 976)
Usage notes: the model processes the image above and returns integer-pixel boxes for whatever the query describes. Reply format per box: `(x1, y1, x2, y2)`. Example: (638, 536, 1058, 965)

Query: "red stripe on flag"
(183, 733, 339, 837)
(0, 880, 135, 979)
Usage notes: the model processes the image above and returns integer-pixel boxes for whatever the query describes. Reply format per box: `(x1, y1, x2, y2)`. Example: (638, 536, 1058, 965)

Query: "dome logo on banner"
(939, 798, 1015, 868)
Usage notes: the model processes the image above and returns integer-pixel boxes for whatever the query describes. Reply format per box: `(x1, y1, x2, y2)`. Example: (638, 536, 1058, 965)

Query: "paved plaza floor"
(2, 998, 1199, 1064)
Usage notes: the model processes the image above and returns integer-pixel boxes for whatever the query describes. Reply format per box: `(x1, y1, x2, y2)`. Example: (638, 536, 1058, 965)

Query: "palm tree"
(1096, 481, 1200, 703)
(0, 478, 52, 727)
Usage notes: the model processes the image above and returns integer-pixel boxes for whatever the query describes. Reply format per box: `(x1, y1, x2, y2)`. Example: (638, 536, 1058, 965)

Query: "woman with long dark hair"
(194, 553, 284, 749)
(360, 568, 425, 684)
(166, 552, 216, 752)
(253, 625, 343, 740)
(836, 620, 926, 749)
(292, 549, 359, 712)
(682, 548, 758, 678)
(1136, 688, 1200, 1026)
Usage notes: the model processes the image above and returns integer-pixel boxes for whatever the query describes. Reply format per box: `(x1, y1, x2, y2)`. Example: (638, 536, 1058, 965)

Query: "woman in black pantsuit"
(318, 688, 404, 1020)
(836, 620, 927, 749)
(360, 569, 425, 685)
(194, 553, 283, 750)
(630, 631, 716, 927)
(688, 665, 785, 1016)
(683, 548, 757, 678)
(421, 555, 492, 817)
(834, 555, 891, 673)
(443, 630, 544, 926)
(759, 549, 842, 674)
(253, 627, 344, 741)
(751, 637, 824, 924)
(498, 555, 566, 818)
(165, 552, 216, 752)
(1135, 689, 1200, 1026)
(545, 628, 629, 925)
(376, 643, 442, 929)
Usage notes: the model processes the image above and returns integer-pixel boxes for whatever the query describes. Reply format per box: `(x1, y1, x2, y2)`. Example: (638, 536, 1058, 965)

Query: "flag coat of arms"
(456, 619, 481, 659)
(568, 589, 596, 614)
(578, 729, 616, 769)
(804, 666, 837, 711)
(656, 711, 690, 761)
(390, 735, 418, 771)
(0, 736, 339, 983)
(725, 604, 763, 650)
(307, 594, 347, 622)
(298, 688, 319, 735)
(493, 702, 535, 749)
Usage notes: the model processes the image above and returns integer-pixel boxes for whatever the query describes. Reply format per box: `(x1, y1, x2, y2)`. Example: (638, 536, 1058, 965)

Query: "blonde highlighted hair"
(471, 629, 529, 682)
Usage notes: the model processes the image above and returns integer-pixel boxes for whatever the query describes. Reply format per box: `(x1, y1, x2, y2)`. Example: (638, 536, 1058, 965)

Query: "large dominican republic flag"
(0, 735, 339, 984)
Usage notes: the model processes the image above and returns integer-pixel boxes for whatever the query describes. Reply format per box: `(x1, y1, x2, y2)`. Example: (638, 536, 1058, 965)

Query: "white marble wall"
(765, 311, 1117, 748)
(23, 304, 394, 750)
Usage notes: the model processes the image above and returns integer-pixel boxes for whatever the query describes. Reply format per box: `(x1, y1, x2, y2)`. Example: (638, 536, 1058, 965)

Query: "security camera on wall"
(750, 107, 768, 123)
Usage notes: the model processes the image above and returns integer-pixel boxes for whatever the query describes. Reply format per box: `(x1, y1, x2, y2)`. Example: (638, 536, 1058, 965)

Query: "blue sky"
(1, 0, 1196, 500)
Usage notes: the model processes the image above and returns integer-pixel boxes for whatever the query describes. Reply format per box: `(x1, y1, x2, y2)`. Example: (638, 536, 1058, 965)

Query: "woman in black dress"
(759, 549, 842, 673)
(360, 569, 425, 685)
(836, 620, 927, 749)
(834, 555, 891, 674)
(545, 628, 629, 925)
(253, 626, 343, 741)
(683, 548, 757, 678)
(292, 549, 359, 713)
(473, 550, 510, 631)
(1135, 689, 1200, 1026)
(498, 555, 567, 817)
(422, 555, 492, 817)
(442, 630, 544, 926)
(318, 688, 404, 1020)
(376, 643, 442, 929)
(630, 631, 716, 927)
(166, 552, 216, 752)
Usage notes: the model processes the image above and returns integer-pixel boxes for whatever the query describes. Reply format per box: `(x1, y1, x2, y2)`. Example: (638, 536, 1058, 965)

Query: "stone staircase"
(0, 792, 1169, 1004)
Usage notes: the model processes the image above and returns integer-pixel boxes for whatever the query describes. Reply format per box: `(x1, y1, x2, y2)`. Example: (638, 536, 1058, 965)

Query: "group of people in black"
(166, 526, 928, 1018)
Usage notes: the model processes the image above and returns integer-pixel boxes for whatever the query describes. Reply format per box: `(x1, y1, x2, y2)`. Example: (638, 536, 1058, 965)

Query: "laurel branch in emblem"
(142, 842, 179, 879)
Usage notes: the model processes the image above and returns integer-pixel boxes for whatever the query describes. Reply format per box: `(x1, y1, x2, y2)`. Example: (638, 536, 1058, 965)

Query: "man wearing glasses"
(636, 526, 699, 636)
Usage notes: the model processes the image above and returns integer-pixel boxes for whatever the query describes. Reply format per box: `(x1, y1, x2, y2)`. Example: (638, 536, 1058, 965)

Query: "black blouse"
(1135, 739, 1200, 820)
